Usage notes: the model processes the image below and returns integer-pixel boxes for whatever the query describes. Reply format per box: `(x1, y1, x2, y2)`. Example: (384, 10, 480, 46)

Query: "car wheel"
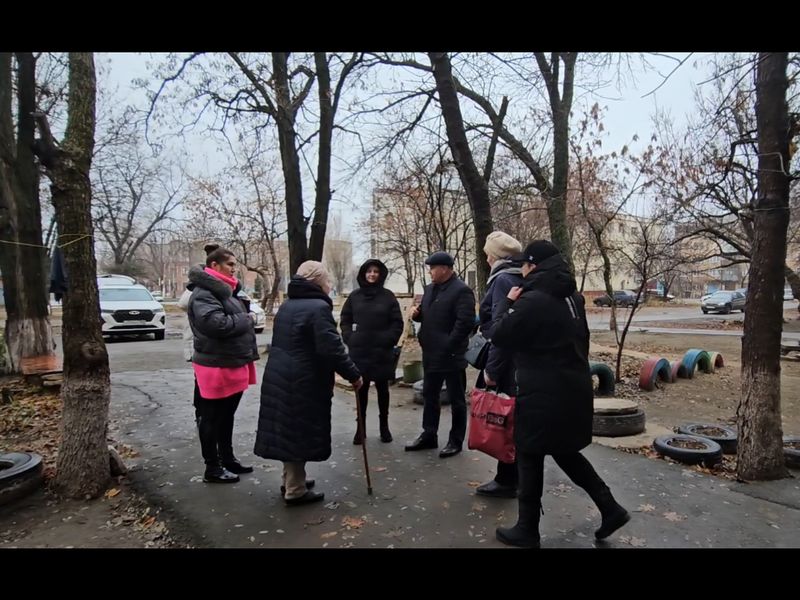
(702, 309, 708, 314)
(0, 452, 44, 507)
(593, 409, 646, 437)
(724, 304, 732, 314)
(653, 435, 723, 467)
(154, 331, 165, 341)
(784, 436, 800, 469)
(677, 423, 737, 454)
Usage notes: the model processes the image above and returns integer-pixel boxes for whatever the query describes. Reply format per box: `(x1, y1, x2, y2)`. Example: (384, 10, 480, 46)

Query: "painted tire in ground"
(589, 362, 615, 397)
(784, 436, 800, 469)
(676, 423, 737, 454)
(681, 349, 713, 377)
(592, 409, 646, 437)
(653, 434, 723, 467)
(0, 452, 44, 507)
(670, 361, 689, 381)
(412, 380, 450, 405)
(707, 352, 725, 370)
(639, 358, 671, 391)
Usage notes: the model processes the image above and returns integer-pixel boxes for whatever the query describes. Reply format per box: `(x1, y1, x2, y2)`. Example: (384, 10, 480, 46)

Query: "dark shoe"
(404, 435, 438, 451)
(280, 479, 316, 495)
(222, 460, 253, 474)
(353, 431, 365, 445)
(284, 490, 325, 506)
(496, 497, 541, 547)
(438, 443, 462, 459)
(379, 417, 393, 443)
(596, 508, 631, 540)
(496, 525, 540, 548)
(476, 480, 517, 498)
(590, 486, 631, 540)
(203, 466, 240, 484)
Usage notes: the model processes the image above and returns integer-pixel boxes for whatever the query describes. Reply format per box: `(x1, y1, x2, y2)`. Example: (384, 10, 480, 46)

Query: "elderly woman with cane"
(254, 261, 363, 506)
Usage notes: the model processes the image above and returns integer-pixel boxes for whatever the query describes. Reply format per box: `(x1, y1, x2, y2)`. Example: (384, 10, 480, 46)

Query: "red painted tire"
(639, 357, 671, 391)
(670, 361, 689, 381)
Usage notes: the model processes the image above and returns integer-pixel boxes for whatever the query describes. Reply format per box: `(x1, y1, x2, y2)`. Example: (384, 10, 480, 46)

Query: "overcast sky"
(100, 52, 712, 262)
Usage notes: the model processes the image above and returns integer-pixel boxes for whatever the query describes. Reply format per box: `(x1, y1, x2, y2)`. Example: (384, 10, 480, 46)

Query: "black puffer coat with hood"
(340, 259, 404, 381)
(488, 254, 593, 454)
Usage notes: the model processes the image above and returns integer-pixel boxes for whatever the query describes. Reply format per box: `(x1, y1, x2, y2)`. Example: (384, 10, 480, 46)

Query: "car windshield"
(100, 288, 154, 302)
(708, 292, 732, 300)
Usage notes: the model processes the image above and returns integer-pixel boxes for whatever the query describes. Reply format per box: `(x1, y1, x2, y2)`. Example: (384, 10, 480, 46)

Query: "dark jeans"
(356, 378, 391, 425)
(422, 369, 467, 446)
(194, 380, 243, 466)
(517, 450, 606, 508)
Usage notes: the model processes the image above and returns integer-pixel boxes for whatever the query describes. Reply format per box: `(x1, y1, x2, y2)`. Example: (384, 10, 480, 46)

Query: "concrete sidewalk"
(109, 368, 800, 548)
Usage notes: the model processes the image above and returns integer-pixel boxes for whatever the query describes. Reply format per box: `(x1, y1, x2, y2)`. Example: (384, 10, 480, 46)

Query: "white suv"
(98, 277, 166, 340)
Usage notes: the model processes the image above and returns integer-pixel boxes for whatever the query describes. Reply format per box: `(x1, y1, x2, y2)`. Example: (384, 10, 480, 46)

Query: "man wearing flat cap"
(405, 251, 476, 458)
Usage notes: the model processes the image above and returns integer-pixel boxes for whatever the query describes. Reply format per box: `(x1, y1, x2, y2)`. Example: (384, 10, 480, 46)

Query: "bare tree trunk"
(0, 52, 54, 373)
(308, 53, 332, 262)
(35, 52, 111, 498)
(428, 52, 493, 294)
(535, 53, 577, 273)
(785, 264, 800, 315)
(737, 52, 791, 481)
(273, 52, 307, 273)
(264, 242, 282, 316)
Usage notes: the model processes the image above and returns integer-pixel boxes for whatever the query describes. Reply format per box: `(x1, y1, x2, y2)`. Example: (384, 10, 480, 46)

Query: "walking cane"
(354, 388, 373, 495)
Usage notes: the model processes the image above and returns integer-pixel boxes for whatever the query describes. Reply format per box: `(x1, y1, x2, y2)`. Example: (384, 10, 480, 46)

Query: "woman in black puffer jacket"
(340, 259, 404, 444)
(187, 247, 259, 485)
(253, 261, 363, 506)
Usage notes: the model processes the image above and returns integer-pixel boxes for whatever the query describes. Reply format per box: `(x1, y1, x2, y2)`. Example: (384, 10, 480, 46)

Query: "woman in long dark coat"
(489, 240, 630, 548)
(253, 261, 363, 506)
(340, 259, 404, 444)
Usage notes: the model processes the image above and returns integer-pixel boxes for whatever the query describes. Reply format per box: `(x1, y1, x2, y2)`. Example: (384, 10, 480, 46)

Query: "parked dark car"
(701, 290, 746, 314)
(593, 290, 638, 308)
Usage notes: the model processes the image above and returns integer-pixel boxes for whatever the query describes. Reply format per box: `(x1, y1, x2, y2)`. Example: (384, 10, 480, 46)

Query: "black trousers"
(355, 378, 391, 425)
(422, 369, 467, 446)
(194, 380, 243, 467)
(495, 459, 519, 486)
(517, 450, 606, 508)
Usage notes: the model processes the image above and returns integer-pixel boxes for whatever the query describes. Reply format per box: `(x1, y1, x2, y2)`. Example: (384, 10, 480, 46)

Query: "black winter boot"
(495, 501, 541, 548)
(378, 392, 392, 442)
(379, 415, 393, 443)
(589, 485, 630, 539)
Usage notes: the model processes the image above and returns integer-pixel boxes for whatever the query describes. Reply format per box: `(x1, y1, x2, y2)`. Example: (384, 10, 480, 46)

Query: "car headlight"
(154, 308, 165, 314)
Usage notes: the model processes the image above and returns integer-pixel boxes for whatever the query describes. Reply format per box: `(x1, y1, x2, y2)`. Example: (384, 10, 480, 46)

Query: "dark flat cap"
(425, 251, 455, 267)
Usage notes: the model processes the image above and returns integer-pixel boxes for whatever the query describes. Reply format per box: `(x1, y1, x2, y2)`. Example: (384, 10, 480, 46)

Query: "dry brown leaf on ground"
(342, 516, 365, 529)
(663, 511, 686, 522)
(141, 516, 157, 528)
(320, 531, 339, 539)
(105, 488, 121, 498)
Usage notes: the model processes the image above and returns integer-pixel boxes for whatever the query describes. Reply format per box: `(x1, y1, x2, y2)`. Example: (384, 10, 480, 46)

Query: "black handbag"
(465, 332, 490, 369)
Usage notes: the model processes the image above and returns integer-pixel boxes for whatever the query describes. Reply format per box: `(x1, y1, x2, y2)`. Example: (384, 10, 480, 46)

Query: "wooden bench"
(19, 354, 62, 375)
(19, 354, 63, 388)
